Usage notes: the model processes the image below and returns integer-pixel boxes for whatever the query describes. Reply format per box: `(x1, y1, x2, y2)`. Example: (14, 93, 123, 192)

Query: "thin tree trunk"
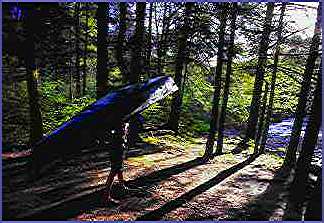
(155, 3, 162, 74)
(216, 3, 238, 155)
(116, 3, 128, 79)
(245, 3, 275, 140)
(75, 3, 81, 97)
(146, 3, 153, 73)
(204, 4, 228, 159)
(96, 3, 109, 99)
(254, 82, 269, 154)
(25, 6, 44, 144)
(259, 3, 287, 154)
(82, 3, 88, 96)
(129, 2, 146, 83)
(287, 64, 321, 219)
(167, 3, 193, 133)
(69, 27, 73, 100)
(284, 3, 322, 167)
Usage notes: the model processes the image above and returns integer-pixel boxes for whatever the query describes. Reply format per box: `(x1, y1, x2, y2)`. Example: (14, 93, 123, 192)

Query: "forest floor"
(3, 127, 299, 221)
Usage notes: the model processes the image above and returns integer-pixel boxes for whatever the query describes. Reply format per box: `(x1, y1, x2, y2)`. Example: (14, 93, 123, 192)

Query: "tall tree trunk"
(245, 3, 275, 140)
(129, 2, 146, 83)
(254, 82, 269, 154)
(82, 3, 88, 96)
(284, 3, 321, 167)
(203, 4, 228, 158)
(116, 3, 128, 79)
(75, 3, 81, 97)
(155, 3, 162, 74)
(69, 27, 73, 100)
(287, 64, 321, 218)
(259, 3, 287, 154)
(96, 3, 109, 99)
(216, 3, 238, 155)
(167, 3, 193, 133)
(25, 6, 44, 144)
(146, 3, 153, 73)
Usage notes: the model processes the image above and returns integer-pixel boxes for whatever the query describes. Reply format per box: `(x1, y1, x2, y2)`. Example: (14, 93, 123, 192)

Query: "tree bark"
(25, 6, 44, 144)
(129, 2, 146, 83)
(245, 3, 275, 140)
(82, 3, 88, 96)
(254, 82, 269, 154)
(284, 3, 322, 167)
(288, 63, 321, 217)
(96, 3, 109, 99)
(216, 3, 238, 155)
(167, 3, 193, 133)
(204, 4, 228, 158)
(75, 3, 81, 97)
(146, 3, 153, 73)
(259, 3, 287, 154)
(116, 3, 128, 79)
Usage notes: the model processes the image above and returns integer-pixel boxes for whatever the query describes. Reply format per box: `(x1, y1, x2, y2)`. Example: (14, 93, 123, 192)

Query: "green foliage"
(41, 80, 95, 134)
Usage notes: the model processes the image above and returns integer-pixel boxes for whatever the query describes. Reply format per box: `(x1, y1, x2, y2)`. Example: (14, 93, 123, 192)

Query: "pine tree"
(204, 3, 228, 158)
(216, 3, 238, 155)
(245, 3, 275, 140)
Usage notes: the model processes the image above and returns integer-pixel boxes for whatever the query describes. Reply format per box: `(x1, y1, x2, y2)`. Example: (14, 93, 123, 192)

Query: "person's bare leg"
(105, 171, 120, 203)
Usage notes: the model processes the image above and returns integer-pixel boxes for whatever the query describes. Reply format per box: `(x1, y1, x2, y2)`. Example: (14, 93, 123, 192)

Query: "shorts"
(109, 145, 125, 172)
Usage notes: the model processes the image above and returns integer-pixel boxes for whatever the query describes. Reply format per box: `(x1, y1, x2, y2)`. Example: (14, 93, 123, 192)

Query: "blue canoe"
(29, 76, 178, 176)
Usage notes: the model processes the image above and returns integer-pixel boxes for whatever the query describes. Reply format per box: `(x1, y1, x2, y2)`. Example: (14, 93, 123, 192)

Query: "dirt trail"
(3, 135, 293, 221)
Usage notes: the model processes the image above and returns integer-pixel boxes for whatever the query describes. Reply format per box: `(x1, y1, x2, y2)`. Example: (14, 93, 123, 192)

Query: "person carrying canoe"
(104, 121, 130, 204)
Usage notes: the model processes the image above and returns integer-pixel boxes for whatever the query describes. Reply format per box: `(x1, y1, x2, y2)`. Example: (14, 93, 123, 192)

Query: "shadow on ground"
(136, 154, 257, 220)
(223, 165, 293, 221)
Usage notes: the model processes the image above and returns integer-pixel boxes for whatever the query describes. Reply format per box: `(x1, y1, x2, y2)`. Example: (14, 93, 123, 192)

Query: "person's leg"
(105, 170, 119, 203)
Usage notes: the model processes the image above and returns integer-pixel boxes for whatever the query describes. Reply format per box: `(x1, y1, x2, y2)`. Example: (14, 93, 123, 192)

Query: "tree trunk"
(146, 3, 153, 73)
(204, 4, 228, 158)
(129, 2, 146, 83)
(116, 3, 128, 79)
(167, 3, 193, 133)
(216, 3, 238, 155)
(245, 3, 275, 140)
(284, 3, 321, 167)
(155, 3, 162, 75)
(75, 3, 81, 97)
(259, 3, 287, 154)
(304, 174, 322, 220)
(288, 64, 321, 217)
(82, 3, 88, 96)
(96, 3, 109, 99)
(254, 82, 269, 154)
(25, 6, 44, 144)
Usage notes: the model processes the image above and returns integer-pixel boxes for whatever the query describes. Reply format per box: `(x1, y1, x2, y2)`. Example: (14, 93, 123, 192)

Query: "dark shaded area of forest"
(2, 1, 322, 221)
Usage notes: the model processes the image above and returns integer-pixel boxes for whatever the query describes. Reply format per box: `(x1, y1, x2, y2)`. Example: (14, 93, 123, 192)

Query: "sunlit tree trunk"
(259, 3, 287, 154)
(96, 2, 109, 99)
(204, 4, 228, 159)
(116, 3, 128, 79)
(245, 3, 275, 140)
(129, 2, 146, 83)
(25, 6, 44, 144)
(284, 3, 321, 167)
(216, 3, 238, 155)
(254, 82, 269, 154)
(75, 3, 81, 97)
(167, 3, 193, 133)
(146, 3, 153, 73)
(82, 3, 88, 96)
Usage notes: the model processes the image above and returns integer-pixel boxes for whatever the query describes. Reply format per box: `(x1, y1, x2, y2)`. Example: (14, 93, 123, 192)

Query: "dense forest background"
(2, 1, 322, 221)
